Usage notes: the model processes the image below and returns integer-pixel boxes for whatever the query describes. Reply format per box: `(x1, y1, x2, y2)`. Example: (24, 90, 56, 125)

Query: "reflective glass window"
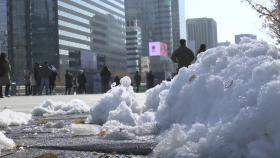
(59, 39, 90, 50)
(58, 1, 93, 17)
(58, 20, 91, 33)
(58, 10, 90, 24)
(59, 30, 91, 41)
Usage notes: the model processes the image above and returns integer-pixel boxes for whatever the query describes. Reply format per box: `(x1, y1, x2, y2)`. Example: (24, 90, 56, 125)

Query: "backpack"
(0, 62, 7, 77)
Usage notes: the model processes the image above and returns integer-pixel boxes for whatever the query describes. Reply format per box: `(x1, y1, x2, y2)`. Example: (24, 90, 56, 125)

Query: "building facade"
(235, 34, 257, 44)
(172, 0, 186, 50)
(186, 18, 218, 53)
(126, 20, 142, 74)
(0, 0, 7, 54)
(8, 0, 59, 83)
(125, 0, 184, 56)
(8, 0, 126, 84)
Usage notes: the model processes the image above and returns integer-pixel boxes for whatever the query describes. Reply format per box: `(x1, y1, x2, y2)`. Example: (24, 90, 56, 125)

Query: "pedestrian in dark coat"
(171, 39, 195, 73)
(77, 70, 87, 94)
(65, 70, 73, 95)
(33, 63, 41, 95)
(146, 71, 154, 89)
(39, 62, 51, 95)
(197, 44, 206, 56)
(0, 53, 11, 98)
(100, 66, 111, 93)
(114, 76, 120, 86)
(134, 71, 141, 92)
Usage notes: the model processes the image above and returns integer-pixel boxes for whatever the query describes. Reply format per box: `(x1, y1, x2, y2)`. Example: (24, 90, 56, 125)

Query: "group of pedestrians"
(24, 61, 58, 95)
(64, 70, 87, 95)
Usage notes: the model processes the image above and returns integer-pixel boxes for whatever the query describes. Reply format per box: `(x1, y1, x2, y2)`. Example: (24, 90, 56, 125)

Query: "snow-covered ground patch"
(31, 99, 90, 116)
(0, 109, 31, 128)
(84, 38, 280, 157)
(0, 131, 15, 154)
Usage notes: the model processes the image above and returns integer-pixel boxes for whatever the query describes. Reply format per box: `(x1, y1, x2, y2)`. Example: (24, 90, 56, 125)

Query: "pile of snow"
(0, 131, 15, 154)
(85, 39, 280, 157)
(0, 109, 31, 128)
(151, 38, 280, 157)
(87, 77, 141, 125)
(31, 99, 90, 116)
(84, 39, 280, 157)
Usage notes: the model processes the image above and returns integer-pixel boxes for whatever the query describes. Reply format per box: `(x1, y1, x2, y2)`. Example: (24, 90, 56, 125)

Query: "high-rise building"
(235, 34, 257, 44)
(172, 0, 186, 50)
(186, 18, 218, 53)
(125, 0, 184, 56)
(8, 0, 126, 83)
(126, 20, 142, 74)
(125, 0, 184, 80)
(0, 0, 7, 54)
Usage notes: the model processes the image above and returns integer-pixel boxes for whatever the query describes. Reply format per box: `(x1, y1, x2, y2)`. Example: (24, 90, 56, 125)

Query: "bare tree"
(243, 0, 280, 43)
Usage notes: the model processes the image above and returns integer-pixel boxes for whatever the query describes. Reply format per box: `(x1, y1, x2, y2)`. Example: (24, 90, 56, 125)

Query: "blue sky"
(185, 0, 271, 43)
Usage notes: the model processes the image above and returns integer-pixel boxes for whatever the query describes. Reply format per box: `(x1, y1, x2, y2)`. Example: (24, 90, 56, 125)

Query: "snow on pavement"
(86, 38, 280, 158)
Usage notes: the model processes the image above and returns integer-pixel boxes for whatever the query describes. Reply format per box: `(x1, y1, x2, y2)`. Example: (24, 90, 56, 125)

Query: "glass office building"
(58, 0, 126, 72)
(8, 0, 126, 83)
(0, 0, 7, 54)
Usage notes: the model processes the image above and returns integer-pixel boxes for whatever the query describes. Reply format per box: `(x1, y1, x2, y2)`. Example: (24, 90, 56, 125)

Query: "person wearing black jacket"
(134, 71, 141, 92)
(0, 53, 11, 98)
(77, 70, 87, 94)
(65, 70, 73, 95)
(171, 39, 195, 73)
(100, 66, 111, 93)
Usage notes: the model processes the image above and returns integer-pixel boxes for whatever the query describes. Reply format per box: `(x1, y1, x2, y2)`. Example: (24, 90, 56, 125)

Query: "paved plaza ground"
(0, 93, 146, 113)
(0, 94, 102, 113)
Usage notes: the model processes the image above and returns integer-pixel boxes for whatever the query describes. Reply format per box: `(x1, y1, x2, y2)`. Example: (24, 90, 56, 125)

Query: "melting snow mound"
(0, 109, 31, 128)
(87, 76, 140, 125)
(151, 39, 280, 157)
(0, 131, 15, 154)
(31, 99, 90, 116)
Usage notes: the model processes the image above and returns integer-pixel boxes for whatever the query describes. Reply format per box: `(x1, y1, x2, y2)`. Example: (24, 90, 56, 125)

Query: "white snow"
(31, 99, 90, 116)
(85, 38, 280, 157)
(0, 131, 15, 154)
(151, 38, 280, 157)
(0, 109, 31, 128)
(87, 77, 141, 125)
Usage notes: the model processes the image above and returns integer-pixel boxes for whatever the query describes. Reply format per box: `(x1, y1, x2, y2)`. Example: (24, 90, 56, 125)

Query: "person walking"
(171, 39, 195, 73)
(49, 65, 58, 94)
(33, 63, 41, 95)
(77, 70, 87, 94)
(197, 44, 207, 56)
(134, 71, 141, 92)
(65, 70, 73, 95)
(114, 75, 120, 86)
(100, 66, 111, 93)
(0, 53, 11, 98)
(39, 62, 51, 95)
(146, 71, 154, 90)
(24, 69, 31, 95)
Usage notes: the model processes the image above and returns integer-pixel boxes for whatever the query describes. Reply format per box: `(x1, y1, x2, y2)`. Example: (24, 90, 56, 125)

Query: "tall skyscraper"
(187, 18, 218, 53)
(125, 0, 185, 80)
(8, 0, 126, 83)
(125, 0, 185, 55)
(126, 20, 142, 74)
(0, 0, 7, 54)
(235, 34, 257, 44)
(172, 0, 186, 50)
